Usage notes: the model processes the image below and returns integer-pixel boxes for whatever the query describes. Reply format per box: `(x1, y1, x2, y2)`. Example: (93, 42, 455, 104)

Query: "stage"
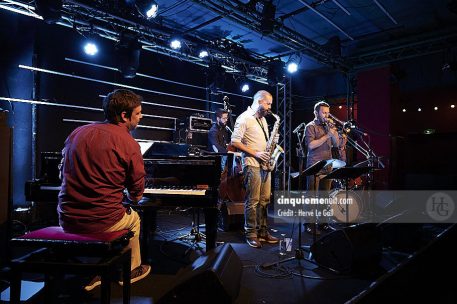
(3, 208, 456, 304)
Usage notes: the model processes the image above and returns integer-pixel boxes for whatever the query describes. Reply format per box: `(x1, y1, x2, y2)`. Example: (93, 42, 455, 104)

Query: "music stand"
(262, 159, 337, 270)
(323, 167, 372, 224)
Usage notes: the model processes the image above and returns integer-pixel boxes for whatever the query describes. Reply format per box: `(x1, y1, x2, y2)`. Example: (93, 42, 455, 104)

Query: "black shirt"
(208, 123, 229, 153)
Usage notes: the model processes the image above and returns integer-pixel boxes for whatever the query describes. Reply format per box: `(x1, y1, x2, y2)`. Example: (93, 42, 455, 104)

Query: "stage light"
(287, 62, 298, 73)
(338, 105, 343, 109)
(418, 108, 422, 112)
(170, 39, 182, 50)
(451, 104, 455, 108)
(206, 60, 225, 93)
(250, 0, 276, 34)
(134, 0, 159, 19)
(434, 106, 438, 111)
(35, 0, 62, 24)
(145, 1, 158, 19)
(402, 108, 406, 112)
(84, 42, 98, 56)
(199, 50, 209, 58)
(116, 32, 142, 78)
(423, 128, 435, 135)
(267, 60, 285, 86)
(241, 83, 250, 92)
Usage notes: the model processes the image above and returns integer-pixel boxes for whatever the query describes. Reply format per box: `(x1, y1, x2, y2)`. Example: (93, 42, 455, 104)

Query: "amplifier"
(189, 116, 212, 132)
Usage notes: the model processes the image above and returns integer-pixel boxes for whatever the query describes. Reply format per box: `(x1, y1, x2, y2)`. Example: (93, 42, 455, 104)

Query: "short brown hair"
(103, 89, 142, 123)
(314, 101, 330, 113)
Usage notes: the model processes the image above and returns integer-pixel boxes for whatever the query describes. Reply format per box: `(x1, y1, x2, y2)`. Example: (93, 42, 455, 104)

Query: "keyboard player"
(57, 89, 151, 290)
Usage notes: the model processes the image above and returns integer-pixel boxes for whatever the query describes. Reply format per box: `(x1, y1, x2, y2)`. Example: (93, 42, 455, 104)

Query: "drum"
(348, 176, 364, 190)
(329, 190, 363, 223)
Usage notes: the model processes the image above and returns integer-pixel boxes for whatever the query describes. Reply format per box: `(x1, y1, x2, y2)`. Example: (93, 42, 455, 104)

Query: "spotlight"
(418, 108, 422, 112)
(402, 108, 406, 112)
(338, 105, 343, 109)
(116, 32, 141, 78)
(35, 0, 62, 24)
(170, 39, 182, 50)
(250, 0, 277, 34)
(135, 0, 159, 19)
(84, 42, 98, 56)
(241, 83, 250, 92)
(423, 128, 435, 135)
(451, 104, 455, 108)
(287, 62, 298, 73)
(267, 60, 285, 86)
(207, 60, 225, 93)
(434, 106, 438, 111)
(199, 50, 209, 58)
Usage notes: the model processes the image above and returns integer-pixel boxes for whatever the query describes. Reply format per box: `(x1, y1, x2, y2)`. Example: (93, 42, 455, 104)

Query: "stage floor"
(3, 209, 457, 304)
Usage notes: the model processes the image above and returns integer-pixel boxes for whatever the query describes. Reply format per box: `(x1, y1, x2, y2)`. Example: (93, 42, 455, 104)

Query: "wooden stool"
(9, 226, 133, 304)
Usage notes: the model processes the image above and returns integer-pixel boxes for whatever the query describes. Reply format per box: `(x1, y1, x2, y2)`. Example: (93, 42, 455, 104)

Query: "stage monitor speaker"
(157, 244, 242, 304)
(310, 223, 382, 274)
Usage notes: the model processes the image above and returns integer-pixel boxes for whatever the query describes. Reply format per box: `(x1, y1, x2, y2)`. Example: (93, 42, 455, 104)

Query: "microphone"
(223, 96, 229, 102)
(351, 126, 368, 137)
(293, 122, 305, 134)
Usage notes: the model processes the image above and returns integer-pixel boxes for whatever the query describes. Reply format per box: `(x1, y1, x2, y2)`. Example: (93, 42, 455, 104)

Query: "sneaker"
(119, 265, 151, 286)
(258, 233, 279, 244)
(84, 275, 101, 292)
(246, 236, 262, 248)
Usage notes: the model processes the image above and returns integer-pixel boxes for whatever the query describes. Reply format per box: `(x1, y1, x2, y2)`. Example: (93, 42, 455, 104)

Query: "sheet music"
(136, 140, 154, 156)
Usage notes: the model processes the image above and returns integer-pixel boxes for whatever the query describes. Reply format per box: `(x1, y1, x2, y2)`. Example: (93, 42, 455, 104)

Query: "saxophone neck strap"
(255, 117, 269, 142)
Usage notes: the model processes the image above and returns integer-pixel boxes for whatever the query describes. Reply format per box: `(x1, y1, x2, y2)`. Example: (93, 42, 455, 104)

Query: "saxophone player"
(231, 90, 280, 248)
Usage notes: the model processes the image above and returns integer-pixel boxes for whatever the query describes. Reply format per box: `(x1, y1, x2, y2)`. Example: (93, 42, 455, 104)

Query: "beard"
(258, 107, 270, 117)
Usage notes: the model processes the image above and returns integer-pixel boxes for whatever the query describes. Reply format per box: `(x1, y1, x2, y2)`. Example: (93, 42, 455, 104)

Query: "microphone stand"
(346, 129, 385, 218)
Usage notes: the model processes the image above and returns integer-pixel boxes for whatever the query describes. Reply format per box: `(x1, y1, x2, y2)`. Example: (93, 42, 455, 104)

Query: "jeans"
(104, 208, 142, 270)
(243, 166, 271, 238)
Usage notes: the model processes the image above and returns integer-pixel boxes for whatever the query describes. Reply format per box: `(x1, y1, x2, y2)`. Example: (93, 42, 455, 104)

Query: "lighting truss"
(0, 0, 271, 84)
(192, 0, 350, 72)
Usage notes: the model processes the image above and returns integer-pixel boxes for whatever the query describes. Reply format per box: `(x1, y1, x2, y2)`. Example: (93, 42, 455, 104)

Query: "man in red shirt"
(58, 89, 150, 291)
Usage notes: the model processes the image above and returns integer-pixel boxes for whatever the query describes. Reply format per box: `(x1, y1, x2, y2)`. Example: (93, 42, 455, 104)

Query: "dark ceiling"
(2, 0, 457, 83)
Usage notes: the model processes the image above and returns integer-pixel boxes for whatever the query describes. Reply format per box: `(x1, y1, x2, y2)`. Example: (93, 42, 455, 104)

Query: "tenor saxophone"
(261, 113, 284, 172)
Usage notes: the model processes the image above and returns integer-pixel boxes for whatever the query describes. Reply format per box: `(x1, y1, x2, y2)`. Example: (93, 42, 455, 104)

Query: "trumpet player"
(303, 101, 347, 234)
(231, 90, 279, 248)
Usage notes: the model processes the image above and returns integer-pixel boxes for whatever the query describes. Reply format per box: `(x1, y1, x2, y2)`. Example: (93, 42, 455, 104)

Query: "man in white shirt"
(231, 90, 279, 248)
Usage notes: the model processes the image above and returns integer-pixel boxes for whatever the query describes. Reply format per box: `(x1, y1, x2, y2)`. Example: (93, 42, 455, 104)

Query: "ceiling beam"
(348, 27, 457, 70)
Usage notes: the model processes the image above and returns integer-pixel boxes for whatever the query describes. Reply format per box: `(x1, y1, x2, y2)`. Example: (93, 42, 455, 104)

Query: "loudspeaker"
(310, 223, 382, 274)
(157, 244, 242, 304)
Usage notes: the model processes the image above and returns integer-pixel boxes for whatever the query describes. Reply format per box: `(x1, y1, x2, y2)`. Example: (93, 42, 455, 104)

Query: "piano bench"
(9, 226, 133, 304)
